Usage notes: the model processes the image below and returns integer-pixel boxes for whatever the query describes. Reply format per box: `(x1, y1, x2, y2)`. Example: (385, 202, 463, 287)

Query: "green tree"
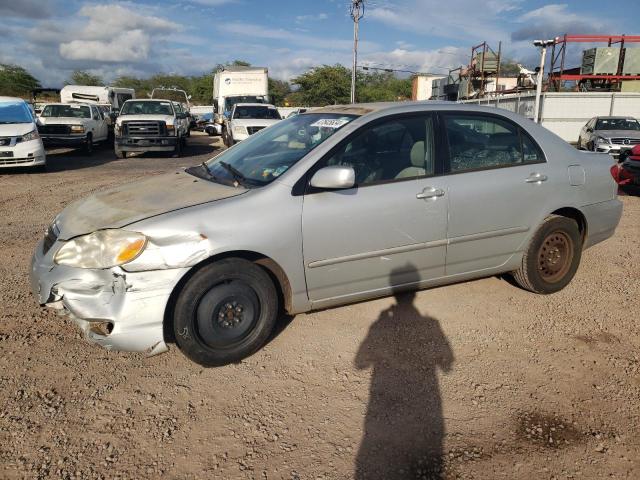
(358, 71, 412, 102)
(291, 64, 351, 106)
(268, 78, 291, 106)
(68, 70, 103, 86)
(0, 64, 41, 97)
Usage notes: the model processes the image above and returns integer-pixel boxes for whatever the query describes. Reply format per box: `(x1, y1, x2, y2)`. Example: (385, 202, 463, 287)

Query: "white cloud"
(511, 4, 610, 41)
(368, 0, 522, 43)
(295, 13, 329, 23)
(189, 0, 236, 5)
(60, 30, 151, 62)
(74, 4, 181, 41)
(218, 21, 379, 52)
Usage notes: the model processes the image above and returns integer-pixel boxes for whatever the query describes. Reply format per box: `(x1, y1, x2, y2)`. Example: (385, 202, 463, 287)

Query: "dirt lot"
(1, 133, 639, 479)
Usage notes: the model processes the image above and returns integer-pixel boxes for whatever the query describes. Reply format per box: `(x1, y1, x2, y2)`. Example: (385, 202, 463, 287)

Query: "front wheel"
(84, 134, 93, 154)
(115, 146, 126, 159)
(173, 137, 182, 157)
(173, 258, 279, 366)
(511, 215, 582, 294)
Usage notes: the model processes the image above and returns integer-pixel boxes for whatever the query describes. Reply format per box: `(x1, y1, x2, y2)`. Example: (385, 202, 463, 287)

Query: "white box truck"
(213, 67, 269, 128)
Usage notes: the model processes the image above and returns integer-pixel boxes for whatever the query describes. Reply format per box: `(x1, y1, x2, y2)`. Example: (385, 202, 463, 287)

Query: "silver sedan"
(30, 102, 623, 366)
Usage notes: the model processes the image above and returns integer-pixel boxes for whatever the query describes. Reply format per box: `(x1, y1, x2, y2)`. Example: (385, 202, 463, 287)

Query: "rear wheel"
(173, 258, 279, 366)
(512, 215, 582, 294)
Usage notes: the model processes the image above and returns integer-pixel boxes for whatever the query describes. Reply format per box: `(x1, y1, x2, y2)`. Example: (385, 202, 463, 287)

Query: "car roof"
(309, 100, 460, 117)
(42, 102, 93, 107)
(124, 99, 171, 103)
(234, 103, 276, 108)
(0, 96, 28, 103)
(595, 116, 636, 120)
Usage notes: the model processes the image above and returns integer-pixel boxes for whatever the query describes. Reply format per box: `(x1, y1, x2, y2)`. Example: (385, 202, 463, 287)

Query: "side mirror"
(310, 166, 355, 190)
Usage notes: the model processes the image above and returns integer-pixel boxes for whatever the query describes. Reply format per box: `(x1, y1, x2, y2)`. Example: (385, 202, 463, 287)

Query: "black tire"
(173, 258, 278, 366)
(512, 215, 582, 294)
(173, 137, 182, 157)
(84, 134, 93, 154)
(115, 146, 126, 159)
(205, 127, 214, 137)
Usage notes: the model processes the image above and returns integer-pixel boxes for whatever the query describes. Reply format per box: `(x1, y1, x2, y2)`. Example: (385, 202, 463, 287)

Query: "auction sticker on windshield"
(309, 118, 350, 129)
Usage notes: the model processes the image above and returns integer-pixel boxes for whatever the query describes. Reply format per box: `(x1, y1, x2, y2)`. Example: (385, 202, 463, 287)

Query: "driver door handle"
(416, 187, 445, 199)
(525, 172, 548, 183)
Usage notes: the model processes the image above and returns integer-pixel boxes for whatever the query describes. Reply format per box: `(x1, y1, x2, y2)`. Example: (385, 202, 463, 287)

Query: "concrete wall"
(460, 92, 640, 143)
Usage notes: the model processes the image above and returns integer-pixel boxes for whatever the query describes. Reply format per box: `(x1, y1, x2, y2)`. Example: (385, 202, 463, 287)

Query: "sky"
(1, 0, 637, 87)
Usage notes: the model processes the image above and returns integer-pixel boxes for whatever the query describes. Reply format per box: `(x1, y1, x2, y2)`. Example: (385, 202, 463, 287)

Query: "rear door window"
(443, 114, 544, 173)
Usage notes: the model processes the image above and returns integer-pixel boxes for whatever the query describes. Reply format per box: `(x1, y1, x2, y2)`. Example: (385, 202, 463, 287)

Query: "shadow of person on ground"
(355, 264, 454, 480)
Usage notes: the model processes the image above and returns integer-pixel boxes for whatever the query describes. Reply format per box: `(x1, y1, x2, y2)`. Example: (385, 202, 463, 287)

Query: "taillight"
(611, 164, 633, 185)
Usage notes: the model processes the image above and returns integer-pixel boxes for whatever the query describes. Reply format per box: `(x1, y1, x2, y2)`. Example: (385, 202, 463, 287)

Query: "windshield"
(0, 100, 34, 124)
(41, 104, 90, 119)
(233, 105, 281, 120)
(199, 113, 357, 187)
(595, 118, 640, 131)
(120, 101, 174, 116)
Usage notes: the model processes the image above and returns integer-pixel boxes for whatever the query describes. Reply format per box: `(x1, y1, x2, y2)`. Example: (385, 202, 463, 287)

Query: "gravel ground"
(0, 133, 638, 479)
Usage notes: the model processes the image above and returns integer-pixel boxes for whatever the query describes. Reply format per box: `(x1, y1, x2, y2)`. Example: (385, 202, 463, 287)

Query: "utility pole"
(350, 0, 364, 104)
(533, 39, 554, 123)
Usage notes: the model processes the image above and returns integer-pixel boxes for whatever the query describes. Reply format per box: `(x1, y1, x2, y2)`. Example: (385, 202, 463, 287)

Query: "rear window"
(233, 106, 281, 120)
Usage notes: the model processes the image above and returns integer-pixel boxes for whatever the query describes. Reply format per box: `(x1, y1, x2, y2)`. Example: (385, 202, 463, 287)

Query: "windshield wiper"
(186, 162, 219, 182)
(219, 161, 249, 187)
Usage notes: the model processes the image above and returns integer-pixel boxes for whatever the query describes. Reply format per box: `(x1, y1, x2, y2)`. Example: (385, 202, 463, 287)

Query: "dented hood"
(56, 170, 246, 240)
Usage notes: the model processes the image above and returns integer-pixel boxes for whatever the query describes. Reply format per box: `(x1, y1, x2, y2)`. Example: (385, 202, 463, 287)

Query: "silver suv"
(31, 102, 622, 366)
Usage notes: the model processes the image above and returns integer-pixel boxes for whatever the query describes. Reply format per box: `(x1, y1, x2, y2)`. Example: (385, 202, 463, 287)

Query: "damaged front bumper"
(29, 238, 189, 356)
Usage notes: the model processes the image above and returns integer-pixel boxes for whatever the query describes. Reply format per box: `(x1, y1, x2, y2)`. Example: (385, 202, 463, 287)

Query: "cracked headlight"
(54, 229, 147, 268)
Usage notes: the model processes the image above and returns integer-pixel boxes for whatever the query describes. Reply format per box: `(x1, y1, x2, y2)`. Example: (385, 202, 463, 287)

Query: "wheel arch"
(550, 206, 587, 243)
(162, 250, 293, 344)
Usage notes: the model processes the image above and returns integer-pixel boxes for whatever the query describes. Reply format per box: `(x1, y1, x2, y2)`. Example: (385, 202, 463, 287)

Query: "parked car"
(30, 102, 622, 366)
(223, 103, 281, 147)
(0, 96, 46, 169)
(578, 116, 640, 157)
(611, 144, 640, 189)
(37, 103, 109, 154)
(114, 99, 188, 158)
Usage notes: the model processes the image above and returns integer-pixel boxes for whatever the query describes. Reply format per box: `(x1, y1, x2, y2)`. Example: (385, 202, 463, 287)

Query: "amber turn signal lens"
(116, 238, 146, 264)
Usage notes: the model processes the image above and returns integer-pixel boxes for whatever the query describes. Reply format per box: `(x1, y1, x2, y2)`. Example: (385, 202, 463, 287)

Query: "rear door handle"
(525, 172, 548, 183)
(416, 187, 445, 199)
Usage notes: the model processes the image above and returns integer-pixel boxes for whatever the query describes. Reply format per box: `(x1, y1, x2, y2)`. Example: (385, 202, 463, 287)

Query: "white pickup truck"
(37, 103, 109, 154)
(223, 103, 281, 146)
(114, 99, 188, 158)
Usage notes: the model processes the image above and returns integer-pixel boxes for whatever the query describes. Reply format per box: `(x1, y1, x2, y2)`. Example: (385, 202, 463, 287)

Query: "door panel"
(302, 180, 448, 303)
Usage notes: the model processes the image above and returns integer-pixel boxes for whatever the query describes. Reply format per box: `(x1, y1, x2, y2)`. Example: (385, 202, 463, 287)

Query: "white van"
(0, 96, 46, 170)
